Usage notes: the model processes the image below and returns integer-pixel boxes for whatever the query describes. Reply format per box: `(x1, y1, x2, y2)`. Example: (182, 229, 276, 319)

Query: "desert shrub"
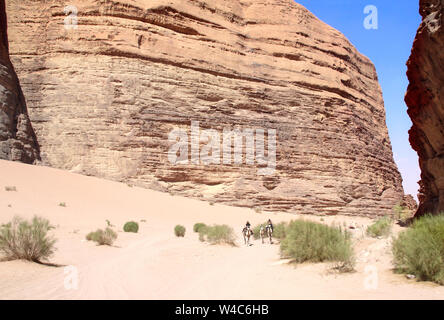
(101, 228, 118, 245)
(393, 204, 412, 225)
(198, 228, 207, 242)
(366, 216, 392, 238)
(86, 231, 98, 242)
(174, 225, 186, 237)
(199, 224, 236, 246)
(273, 222, 288, 240)
(392, 214, 444, 285)
(393, 204, 405, 216)
(193, 223, 207, 233)
(86, 227, 117, 246)
(0, 216, 56, 262)
(123, 221, 139, 233)
(252, 222, 287, 240)
(252, 224, 262, 239)
(59, 202, 66, 207)
(280, 220, 354, 271)
(5, 186, 17, 192)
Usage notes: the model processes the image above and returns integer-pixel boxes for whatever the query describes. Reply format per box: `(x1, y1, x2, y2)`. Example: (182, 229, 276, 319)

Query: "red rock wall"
(0, 0, 39, 163)
(405, 0, 444, 216)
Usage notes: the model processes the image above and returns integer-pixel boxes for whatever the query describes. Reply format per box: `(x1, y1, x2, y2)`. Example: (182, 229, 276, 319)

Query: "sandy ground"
(0, 160, 443, 300)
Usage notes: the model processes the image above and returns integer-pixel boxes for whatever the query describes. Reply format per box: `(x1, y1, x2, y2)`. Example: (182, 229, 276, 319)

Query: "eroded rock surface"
(6, 0, 403, 216)
(405, 0, 444, 216)
(0, 0, 39, 163)
(400, 194, 418, 213)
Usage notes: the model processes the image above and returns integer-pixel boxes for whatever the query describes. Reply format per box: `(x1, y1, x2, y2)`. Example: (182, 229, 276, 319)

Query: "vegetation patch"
(123, 221, 139, 233)
(280, 220, 354, 272)
(174, 225, 186, 237)
(392, 214, 444, 285)
(0, 216, 56, 262)
(366, 216, 393, 238)
(198, 224, 236, 246)
(86, 227, 117, 246)
(193, 223, 207, 233)
(393, 204, 412, 225)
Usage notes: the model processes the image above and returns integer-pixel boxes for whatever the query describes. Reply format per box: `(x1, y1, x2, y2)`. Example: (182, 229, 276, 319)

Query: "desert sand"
(0, 159, 442, 300)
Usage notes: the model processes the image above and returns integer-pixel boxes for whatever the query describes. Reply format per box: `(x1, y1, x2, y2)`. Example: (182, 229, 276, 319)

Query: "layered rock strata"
(6, 0, 403, 216)
(0, 0, 39, 163)
(405, 0, 444, 216)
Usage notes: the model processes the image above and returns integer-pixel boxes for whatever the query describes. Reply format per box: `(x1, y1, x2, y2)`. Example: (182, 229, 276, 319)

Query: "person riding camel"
(267, 219, 273, 232)
(242, 221, 253, 245)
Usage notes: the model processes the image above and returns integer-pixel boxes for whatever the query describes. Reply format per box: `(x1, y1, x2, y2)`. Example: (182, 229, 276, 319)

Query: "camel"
(260, 225, 273, 244)
(242, 227, 254, 246)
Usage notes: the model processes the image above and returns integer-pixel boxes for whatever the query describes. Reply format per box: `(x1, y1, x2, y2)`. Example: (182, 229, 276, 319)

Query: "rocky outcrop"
(400, 194, 418, 213)
(405, 0, 444, 216)
(0, 0, 39, 163)
(6, 0, 403, 216)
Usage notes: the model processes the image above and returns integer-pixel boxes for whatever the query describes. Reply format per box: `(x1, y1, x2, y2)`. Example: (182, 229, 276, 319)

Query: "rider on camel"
(267, 219, 273, 232)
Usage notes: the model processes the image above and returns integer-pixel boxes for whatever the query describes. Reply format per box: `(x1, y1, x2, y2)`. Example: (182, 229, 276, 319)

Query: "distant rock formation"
(405, 0, 444, 216)
(6, 0, 403, 216)
(0, 0, 39, 163)
(400, 194, 418, 213)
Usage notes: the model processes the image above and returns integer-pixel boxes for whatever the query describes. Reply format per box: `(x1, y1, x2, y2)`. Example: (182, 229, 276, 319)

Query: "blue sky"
(294, 0, 421, 198)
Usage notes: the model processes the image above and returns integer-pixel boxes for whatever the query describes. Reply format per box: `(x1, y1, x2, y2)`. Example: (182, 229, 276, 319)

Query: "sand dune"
(0, 160, 443, 299)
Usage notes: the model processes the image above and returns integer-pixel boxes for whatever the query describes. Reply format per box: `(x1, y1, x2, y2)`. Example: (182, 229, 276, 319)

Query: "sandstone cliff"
(6, 0, 403, 216)
(0, 0, 39, 163)
(405, 0, 444, 216)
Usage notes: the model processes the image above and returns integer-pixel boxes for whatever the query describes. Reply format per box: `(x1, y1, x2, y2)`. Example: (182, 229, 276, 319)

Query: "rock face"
(405, 0, 444, 216)
(6, 0, 403, 216)
(400, 194, 418, 213)
(0, 0, 39, 163)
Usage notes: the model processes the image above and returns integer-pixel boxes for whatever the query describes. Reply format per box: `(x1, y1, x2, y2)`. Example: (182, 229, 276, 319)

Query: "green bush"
(198, 224, 236, 246)
(366, 216, 392, 238)
(86, 231, 98, 242)
(280, 220, 354, 272)
(252, 224, 262, 239)
(393, 204, 412, 225)
(86, 227, 117, 246)
(193, 223, 207, 233)
(198, 228, 207, 242)
(174, 225, 186, 237)
(0, 216, 56, 262)
(272, 222, 287, 240)
(123, 221, 139, 233)
(392, 214, 444, 285)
